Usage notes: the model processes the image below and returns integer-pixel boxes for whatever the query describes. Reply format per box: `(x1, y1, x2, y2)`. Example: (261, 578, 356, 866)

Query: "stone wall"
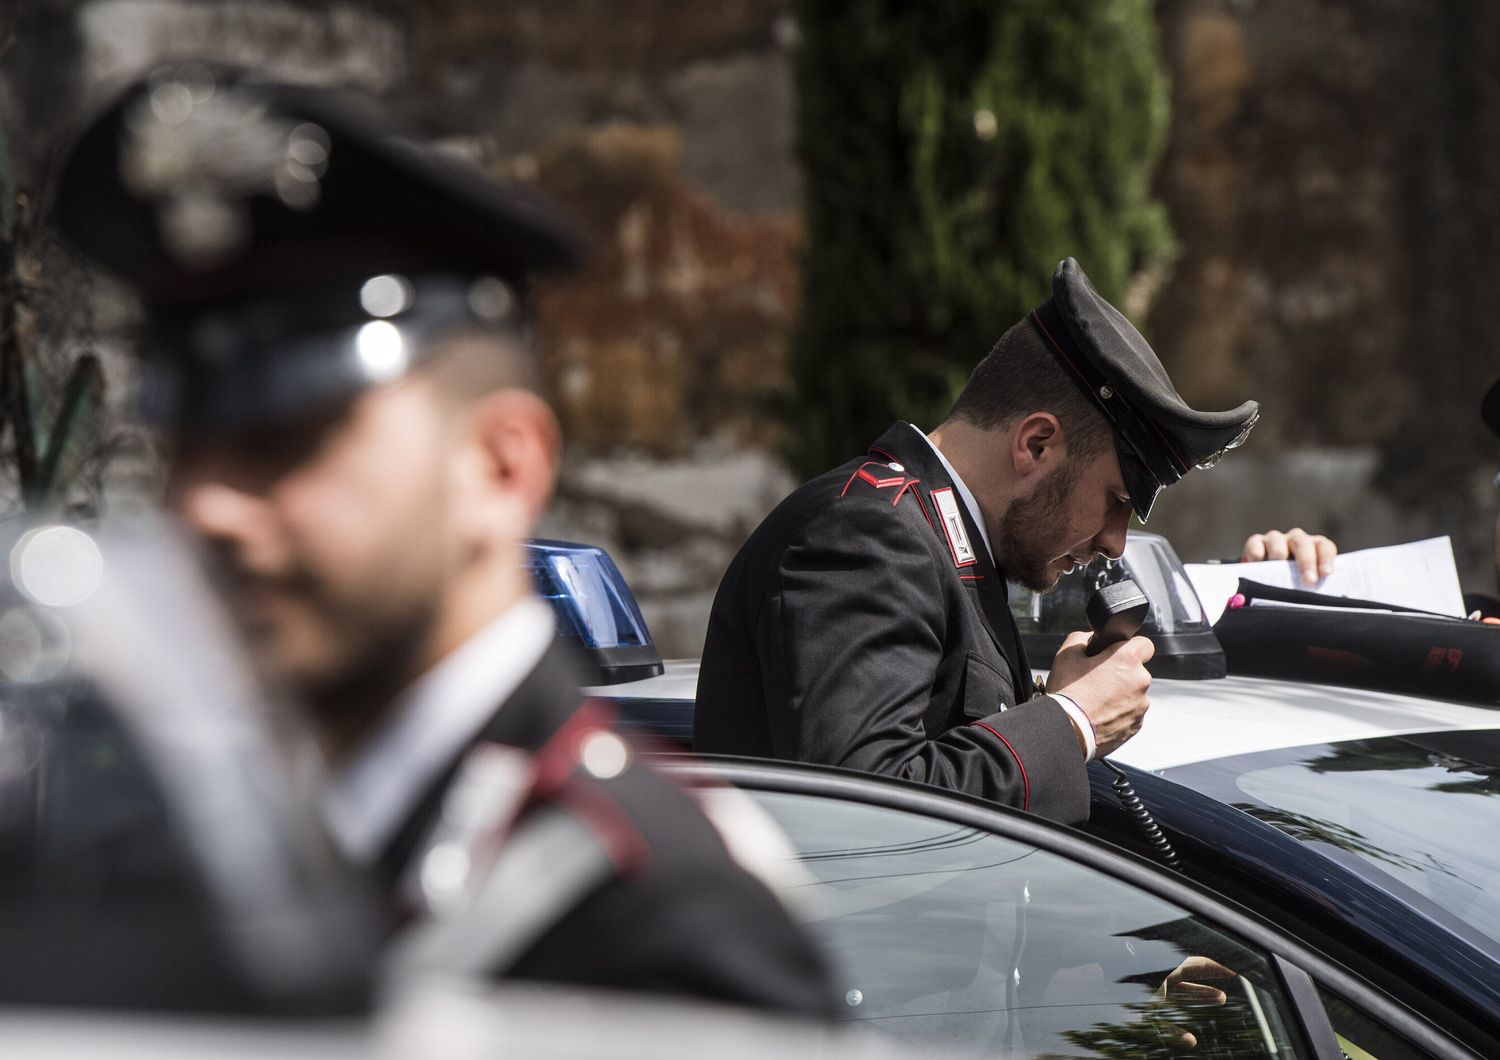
(1146, 0, 1500, 587)
(3, 0, 1497, 656)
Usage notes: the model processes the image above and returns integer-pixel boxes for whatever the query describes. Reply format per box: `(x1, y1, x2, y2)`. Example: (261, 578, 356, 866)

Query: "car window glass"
(751, 789, 1311, 1057)
(1164, 732, 1500, 950)
(1317, 985, 1438, 1060)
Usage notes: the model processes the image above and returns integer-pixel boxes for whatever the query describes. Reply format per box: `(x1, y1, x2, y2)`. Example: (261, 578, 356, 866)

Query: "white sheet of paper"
(1184, 536, 1467, 624)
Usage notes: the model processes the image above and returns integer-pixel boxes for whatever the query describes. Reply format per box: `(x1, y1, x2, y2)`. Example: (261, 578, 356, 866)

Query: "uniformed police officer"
(51, 65, 835, 1019)
(697, 259, 1275, 823)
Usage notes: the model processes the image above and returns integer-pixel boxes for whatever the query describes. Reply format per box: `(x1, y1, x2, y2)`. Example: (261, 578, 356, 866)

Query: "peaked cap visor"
(1034, 258, 1260, 522)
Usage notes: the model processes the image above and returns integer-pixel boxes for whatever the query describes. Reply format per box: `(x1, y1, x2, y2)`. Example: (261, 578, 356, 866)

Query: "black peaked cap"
(50, 63, 584, 428)
(1029, 258, 1259, 522)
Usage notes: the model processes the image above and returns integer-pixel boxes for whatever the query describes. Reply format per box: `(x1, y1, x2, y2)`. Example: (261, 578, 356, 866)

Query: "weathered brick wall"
(4, 0, 1497, 654)
(1145, 0, 1500, 584)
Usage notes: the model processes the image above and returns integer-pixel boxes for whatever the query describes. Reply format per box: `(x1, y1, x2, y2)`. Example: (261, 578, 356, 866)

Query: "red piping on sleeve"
(972, 720, 1030, 811)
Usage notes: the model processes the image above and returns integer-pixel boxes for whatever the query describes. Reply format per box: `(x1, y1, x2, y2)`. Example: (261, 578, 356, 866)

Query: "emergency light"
(524, 540, 665, 685)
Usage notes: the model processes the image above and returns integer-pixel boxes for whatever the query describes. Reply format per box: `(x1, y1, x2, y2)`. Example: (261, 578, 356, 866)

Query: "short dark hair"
(945, 317, 1112, 461)
(415, 324, 539, 403)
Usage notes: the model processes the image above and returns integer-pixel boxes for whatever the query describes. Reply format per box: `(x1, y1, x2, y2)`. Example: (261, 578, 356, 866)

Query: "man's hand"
(1046, 630, 1154, 758)
(1153, 956, 1238, 1050)
(1240, 527, 1337, 586)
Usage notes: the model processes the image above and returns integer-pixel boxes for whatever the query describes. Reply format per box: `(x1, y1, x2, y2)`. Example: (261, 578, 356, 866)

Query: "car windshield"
(1161, 730, 1500, 955)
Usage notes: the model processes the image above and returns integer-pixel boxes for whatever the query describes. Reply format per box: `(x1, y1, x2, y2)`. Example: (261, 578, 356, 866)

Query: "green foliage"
(0, 116, 107, 516)
(787, 0, 1173, 475)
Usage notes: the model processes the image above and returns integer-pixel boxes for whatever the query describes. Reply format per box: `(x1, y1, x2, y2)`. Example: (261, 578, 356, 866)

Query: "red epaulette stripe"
(959, 574, 985, 581)
(971, 720, 1030, 811)
(532, 700, 615, 796)
(858, 468, 907, 489)
(556, 765, 653, 875)
(524, 698, 653, 875)
(841, 460, 910, 496)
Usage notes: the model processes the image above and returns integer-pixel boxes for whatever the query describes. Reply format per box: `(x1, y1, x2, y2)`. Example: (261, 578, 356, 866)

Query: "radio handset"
(1085, 578, 1181, 870)
(1084, 580, 1151, 655)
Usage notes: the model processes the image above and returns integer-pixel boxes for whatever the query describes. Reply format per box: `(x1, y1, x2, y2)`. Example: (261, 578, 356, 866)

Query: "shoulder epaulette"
(838, 459, 933, 529)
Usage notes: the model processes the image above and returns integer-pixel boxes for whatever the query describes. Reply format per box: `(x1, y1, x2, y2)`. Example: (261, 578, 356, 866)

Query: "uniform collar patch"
(930, 487, 977, 568)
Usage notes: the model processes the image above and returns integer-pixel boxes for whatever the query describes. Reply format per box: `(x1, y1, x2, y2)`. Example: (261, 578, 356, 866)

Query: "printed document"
(1184, 537, 1467, 624)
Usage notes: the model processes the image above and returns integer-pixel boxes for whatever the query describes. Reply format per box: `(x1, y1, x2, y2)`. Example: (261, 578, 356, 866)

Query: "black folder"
(1212, 579, 1500, 704)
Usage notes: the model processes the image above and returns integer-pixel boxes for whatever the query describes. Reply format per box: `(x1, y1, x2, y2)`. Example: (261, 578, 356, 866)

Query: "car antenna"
(1085, 579, 1182, 871)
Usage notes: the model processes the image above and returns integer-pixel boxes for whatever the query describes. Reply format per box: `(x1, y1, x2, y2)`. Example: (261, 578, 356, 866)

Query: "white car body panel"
(598, 661, 1500, 774)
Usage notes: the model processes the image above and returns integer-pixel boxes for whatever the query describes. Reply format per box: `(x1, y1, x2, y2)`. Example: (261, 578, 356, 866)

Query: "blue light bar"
(524, 540, 664, 684)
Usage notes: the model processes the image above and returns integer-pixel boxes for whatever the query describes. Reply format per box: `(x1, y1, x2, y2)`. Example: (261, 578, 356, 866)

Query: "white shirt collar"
(320, 595, 555, 864)
(909, 423, 994, 563)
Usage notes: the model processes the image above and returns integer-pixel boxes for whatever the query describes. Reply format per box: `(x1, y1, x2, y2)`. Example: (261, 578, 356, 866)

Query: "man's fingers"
(1152, 958, 1239, 1049)
(1060, 629, 1092, 651)
(1285, 529, 1338, 585)
(1242, 530, 1338, 587)
(1242, 528, 1339, 584)
(1162, 1024, 1199, 1051)
(1169, 981, 1229, 1006)
(1315, 534, 1338, 578)
(1280, 528, 1319, 585)
(1169, 956, 1239, 981)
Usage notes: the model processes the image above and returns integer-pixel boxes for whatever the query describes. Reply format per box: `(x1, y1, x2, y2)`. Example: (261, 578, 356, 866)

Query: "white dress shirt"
(320, 596, 556, 863)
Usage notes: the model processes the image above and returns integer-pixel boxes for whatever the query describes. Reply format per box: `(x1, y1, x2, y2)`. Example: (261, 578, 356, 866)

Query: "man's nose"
(169, 478, 271, 543)
(1093, 507, 1130, 561)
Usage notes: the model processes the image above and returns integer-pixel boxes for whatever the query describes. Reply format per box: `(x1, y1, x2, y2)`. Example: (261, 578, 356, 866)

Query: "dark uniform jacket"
(695, 422, 1089, 824)
(378, 639, 837, 1020)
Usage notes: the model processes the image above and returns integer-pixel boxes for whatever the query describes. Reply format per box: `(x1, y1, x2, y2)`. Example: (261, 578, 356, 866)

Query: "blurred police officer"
(696, 259, 1267, 823)
(51, 64, 835, 1018)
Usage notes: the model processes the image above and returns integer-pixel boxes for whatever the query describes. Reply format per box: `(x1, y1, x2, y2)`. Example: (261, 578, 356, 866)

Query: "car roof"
(1110, 671, 1500, 770)
(597, 660, 1500, 772)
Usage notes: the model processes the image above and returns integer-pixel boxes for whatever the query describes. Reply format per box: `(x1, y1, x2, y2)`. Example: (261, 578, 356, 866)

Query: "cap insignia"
(120, 67, 331, 270)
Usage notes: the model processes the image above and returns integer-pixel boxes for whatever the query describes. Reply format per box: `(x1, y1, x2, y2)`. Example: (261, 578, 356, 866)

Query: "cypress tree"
(787, 0, 1172, 476)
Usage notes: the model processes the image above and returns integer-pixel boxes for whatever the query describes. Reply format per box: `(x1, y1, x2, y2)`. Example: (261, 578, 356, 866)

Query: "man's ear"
(461, 388, 561, 543)
(1011, 412, 1066, 480)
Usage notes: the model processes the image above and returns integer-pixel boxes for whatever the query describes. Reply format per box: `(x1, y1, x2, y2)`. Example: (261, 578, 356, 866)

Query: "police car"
(2, 532, 1495, 1057)
(535, 535, 1500, 1057)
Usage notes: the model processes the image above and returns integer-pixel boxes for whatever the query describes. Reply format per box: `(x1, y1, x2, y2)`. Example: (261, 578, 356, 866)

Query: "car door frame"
(662, 754, 1488, 1060)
